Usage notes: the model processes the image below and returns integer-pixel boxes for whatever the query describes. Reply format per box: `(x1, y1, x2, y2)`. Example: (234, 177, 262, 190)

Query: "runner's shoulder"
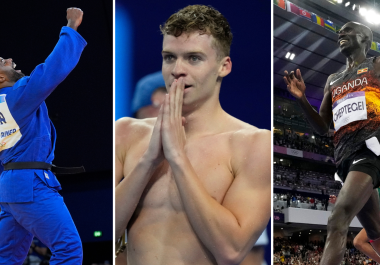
(324, 73, 341, 93)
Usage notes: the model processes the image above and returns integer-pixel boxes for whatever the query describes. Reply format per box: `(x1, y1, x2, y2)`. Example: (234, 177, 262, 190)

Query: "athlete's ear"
(218, 56, 232, 78)
(0, 73, 6, 84)
(358, 33, 368, 44)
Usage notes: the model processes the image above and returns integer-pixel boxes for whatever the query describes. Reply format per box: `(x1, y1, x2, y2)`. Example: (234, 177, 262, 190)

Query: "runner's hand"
(162, 77, 186, 162)
(284, 69, 306, 100)
(67, 7, 83, 31)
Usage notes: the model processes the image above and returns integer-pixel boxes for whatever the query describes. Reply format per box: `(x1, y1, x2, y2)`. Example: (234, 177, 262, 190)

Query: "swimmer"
(115, 5, 271, 265)
(284, 21, 380, 265)
(0, 8, 86, 264)
(240, 229, 269, 265)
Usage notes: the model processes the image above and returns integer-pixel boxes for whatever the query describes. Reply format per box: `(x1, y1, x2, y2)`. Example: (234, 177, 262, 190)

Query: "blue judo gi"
(0, 26, 86, 264)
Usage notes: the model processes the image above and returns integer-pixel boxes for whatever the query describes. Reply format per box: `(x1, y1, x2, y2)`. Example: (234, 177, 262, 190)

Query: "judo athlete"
(0, 7, 86, 264)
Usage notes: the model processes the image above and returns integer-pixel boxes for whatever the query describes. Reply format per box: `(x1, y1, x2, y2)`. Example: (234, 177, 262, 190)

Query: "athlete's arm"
(115, 114, 164, 239)
(161, 80, 270, 264)
(373, 57, 380, 76)
(18, 8, 86, 115)
(66, 7, 83, 31)
(284, 69, 333, 135)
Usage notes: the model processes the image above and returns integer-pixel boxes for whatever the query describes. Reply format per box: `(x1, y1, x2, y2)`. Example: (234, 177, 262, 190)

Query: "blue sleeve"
(11, 27, 87, 116)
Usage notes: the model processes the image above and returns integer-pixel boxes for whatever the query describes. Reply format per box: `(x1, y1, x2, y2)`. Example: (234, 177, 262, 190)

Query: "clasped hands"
(145, 77, 187, 165)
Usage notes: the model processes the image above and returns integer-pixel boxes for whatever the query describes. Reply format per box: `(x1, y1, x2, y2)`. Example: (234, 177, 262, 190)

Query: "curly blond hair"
(160, 5, 233, 60)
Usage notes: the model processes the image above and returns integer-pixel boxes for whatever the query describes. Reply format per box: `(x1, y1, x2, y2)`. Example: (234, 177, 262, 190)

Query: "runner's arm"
(298, 76, 333, 135)
(284, 70, 333, 135)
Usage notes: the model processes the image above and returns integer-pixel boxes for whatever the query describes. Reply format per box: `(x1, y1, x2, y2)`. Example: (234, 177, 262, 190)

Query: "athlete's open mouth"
(338, 39, 349, 47)
(184, 85, 192, 89)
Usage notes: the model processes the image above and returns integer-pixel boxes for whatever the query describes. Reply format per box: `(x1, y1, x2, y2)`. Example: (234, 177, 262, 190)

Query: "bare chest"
(125, 135, 234, 211)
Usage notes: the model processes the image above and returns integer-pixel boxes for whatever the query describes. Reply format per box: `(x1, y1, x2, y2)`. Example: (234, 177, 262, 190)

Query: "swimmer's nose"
(171, 60, 187, 79)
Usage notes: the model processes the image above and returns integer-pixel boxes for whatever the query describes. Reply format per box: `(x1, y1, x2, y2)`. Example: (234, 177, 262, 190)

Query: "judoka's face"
(161, 31, 231, 111)
(0, 58, 25, 83)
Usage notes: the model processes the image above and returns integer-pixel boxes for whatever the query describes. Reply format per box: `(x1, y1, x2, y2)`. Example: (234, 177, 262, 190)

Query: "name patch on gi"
(0, 94, 22, 151)
(357, 68, 368, 75)
(333, 91, 367, 131)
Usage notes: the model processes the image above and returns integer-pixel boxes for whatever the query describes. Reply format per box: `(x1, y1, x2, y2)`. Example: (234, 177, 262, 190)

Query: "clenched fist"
(67, 7, 83, 31)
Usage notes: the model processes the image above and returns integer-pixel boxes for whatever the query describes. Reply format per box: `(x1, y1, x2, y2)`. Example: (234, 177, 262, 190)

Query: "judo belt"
(3, 162, 85, 175)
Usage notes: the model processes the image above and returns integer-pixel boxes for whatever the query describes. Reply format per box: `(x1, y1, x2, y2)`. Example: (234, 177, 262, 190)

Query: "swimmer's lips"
(184, 85, 193, 94)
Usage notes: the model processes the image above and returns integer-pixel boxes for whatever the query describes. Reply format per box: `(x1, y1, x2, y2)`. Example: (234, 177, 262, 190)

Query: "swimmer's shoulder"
(115, 117, 156, 149)
(226, 117, 270, 178)
(225, 115, 271, 152)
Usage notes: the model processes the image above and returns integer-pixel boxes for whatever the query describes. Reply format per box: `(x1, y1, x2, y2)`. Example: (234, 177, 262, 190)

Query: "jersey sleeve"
(10, 26, 87, 116)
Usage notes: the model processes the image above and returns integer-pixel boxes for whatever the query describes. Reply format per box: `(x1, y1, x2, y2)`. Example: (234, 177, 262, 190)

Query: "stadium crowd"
(274, 129, 334, 157)
(274, 237, 378, 265)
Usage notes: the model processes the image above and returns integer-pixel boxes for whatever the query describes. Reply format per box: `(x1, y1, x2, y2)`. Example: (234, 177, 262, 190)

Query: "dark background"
(3, 1, 112, 264)
(116, 0, 272, 130)
(116, 0, 271, 264)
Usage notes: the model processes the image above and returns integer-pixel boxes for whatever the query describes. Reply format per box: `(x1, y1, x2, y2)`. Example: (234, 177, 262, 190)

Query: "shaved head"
(343, 22, 373, 52)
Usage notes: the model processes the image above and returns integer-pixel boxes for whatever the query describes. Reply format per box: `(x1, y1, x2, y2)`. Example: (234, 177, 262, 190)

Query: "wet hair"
(160, 5, 233, 60)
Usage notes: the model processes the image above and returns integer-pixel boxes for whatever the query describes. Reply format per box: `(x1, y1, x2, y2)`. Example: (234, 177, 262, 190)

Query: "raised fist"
(66, 7, 83, 31)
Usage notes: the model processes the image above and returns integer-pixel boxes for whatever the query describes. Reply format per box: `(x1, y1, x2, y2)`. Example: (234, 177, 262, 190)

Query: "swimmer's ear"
(218, 56, 232, 78)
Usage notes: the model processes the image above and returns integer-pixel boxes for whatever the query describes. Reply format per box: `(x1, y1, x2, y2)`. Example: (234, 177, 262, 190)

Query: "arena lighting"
(359, 7, 368, 16)
(280, 159, 283, 161)
(345, 1, 350, 7)
(285, 52, 291, 59)
(309, 233, 311, 234)
(352, 4, 356, 10)
(289, 53, 295, 60)
(365, 9, 380, 25)
(319, 230, 321, 232)
(337, 0, 342, 3)
(312, 135, 315, 139)
(281, 228, 283, 229)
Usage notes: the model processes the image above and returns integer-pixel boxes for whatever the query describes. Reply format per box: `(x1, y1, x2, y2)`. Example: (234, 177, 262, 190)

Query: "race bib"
(0, 94, 22, 151)
(332, 91, 367, 131)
